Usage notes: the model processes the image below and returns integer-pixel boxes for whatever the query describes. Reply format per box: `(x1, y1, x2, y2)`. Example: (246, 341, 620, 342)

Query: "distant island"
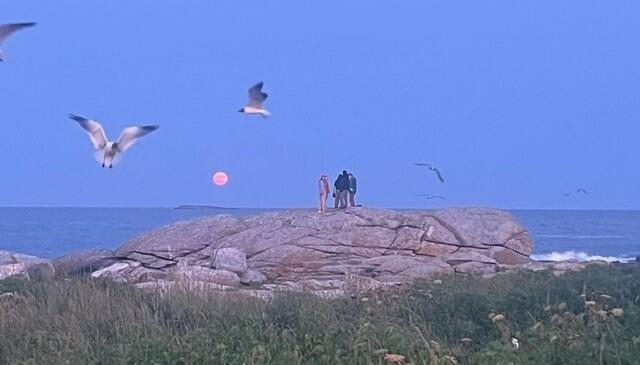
(174, 205, 238, 210)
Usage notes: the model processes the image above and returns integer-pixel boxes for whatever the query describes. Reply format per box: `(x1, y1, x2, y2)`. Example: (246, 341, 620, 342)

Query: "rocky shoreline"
(0, 207, 630, 296)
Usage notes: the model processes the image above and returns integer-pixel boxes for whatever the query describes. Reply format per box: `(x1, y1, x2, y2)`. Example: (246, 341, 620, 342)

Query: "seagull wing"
(116, 125, 159, 153)
(69, 114, 108, 149)
(433, 195, 447, 200)
(433, 168, 445, 183)
(0, 22, 36, 45)
(577, 188, 587, 194)
(247, 82, 268, 107)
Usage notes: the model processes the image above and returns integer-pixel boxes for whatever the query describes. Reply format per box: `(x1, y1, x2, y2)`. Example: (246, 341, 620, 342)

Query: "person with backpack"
(334, 170, 350, 208)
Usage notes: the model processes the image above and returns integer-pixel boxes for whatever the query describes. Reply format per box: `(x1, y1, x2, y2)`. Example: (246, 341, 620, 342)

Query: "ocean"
(0, 208, 638, 262)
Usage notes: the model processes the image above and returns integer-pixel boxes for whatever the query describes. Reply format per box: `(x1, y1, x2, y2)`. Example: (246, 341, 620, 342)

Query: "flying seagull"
(414, 163, 444, 183)
(238, 81, 271, 117)
(69, 114, 159, 168)
(414, 194, 446, 200)
(577, 188, 588, 194)
(562, 193, 572, 198)
(0, 22, 36, 62)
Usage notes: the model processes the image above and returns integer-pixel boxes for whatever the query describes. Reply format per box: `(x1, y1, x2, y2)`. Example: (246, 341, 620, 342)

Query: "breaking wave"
(531, 251, 635, 263)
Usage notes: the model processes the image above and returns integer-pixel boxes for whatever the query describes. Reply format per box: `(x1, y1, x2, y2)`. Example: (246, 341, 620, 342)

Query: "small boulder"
(213, 248, 247, 274)
(176, 265, 241, 287)
(239, 269, 267, 285)
(399, 260, 453, 279)
(26, 262, 56, 281)
(92, 262, 140, 283)
(454, 261, 497, 275)
(491, 248, 530, 265)
(0, 250, 54, 280)
(344, 272, 386, 291)
(0, 263, 29, 280)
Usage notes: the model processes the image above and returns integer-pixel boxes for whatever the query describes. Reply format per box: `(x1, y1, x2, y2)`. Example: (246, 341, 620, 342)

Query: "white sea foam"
(532, 251, 635, 263)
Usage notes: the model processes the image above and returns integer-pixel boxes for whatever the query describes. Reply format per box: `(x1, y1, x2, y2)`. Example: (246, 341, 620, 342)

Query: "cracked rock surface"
(92, 207, 535, 293)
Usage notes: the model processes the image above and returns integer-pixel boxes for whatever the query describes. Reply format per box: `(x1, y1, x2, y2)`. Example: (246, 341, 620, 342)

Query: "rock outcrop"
(92, 207, 536, 294)
(0, 250, 55, 280)
(52, 249, 117, 276)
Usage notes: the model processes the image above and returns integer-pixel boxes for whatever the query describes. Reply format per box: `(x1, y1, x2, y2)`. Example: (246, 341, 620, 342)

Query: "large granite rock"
(0, 250, 55, 280)
(91, 207, 535, 293)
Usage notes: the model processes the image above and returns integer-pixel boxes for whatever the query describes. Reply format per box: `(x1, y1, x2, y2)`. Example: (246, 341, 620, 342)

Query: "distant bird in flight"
(238, 82, 271, 117)
(70, 114, 159, 168)
(414, 163, 444, 183)
(563, 188, 588, 198)
(414, 194, 446, 200)
(0, 22, 36, 62)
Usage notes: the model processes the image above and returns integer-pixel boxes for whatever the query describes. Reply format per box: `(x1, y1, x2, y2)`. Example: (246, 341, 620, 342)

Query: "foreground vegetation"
(1, 266, 639, 364)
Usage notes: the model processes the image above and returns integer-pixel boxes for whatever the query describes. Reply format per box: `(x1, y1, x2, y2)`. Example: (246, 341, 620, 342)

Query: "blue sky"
(1, 1, 639, 209)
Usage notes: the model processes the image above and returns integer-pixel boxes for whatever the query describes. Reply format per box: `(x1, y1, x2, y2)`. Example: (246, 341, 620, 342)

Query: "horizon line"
(0, 205, 639, 212)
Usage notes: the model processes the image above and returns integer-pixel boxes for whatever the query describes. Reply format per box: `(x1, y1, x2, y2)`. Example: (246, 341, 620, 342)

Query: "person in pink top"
(318, 175, 330, 212)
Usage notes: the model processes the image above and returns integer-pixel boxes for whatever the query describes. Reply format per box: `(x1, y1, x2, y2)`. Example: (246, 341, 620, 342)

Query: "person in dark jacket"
(333, 174, 342, 208)
(334, 170, 350, 208)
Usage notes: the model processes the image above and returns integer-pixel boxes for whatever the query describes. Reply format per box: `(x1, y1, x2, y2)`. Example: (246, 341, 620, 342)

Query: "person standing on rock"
(318, 175, 330, 212)
(334, 170, 350, 209)
(348, 172, 357, 207)
(333, 173, 342, 208)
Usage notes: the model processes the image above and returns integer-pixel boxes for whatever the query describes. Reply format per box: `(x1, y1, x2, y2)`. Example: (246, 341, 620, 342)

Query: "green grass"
(1, 265, 640, 364)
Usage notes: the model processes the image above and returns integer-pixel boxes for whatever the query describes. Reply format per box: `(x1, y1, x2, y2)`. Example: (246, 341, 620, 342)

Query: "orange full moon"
(212, 172, 229, 186)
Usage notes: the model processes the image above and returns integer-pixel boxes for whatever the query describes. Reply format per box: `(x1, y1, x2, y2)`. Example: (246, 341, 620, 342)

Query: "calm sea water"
(0, 208, 638, 261)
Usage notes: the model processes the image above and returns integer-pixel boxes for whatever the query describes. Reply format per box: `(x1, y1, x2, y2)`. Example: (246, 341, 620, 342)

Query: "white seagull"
(238, 82, 271, 117)
(70, 114, 159, 168)
(0, 22, 36, 62)
(414, 163, 445, 183)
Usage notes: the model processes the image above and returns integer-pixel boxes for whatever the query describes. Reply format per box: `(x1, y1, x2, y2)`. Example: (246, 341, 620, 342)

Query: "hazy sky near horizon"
(1, 1, 639, 209)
